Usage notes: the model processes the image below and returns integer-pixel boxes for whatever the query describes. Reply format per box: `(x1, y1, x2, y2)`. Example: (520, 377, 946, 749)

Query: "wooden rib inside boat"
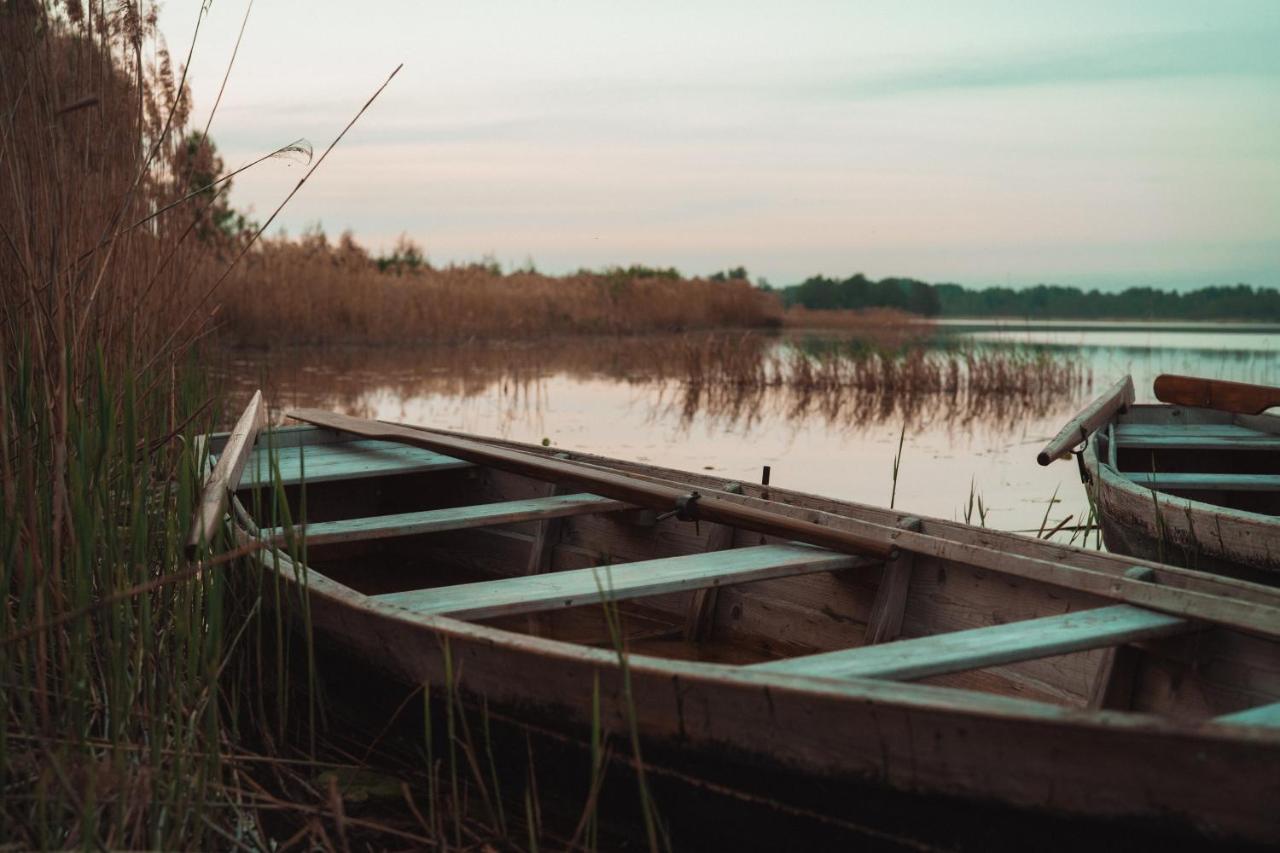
(202, 402, 1280, 844)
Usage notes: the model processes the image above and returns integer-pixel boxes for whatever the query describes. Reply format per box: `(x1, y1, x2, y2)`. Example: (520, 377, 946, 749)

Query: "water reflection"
(216, 332, 1091, 434)
(654, 334, 1089, 432)
(213, 324, 1280, 533)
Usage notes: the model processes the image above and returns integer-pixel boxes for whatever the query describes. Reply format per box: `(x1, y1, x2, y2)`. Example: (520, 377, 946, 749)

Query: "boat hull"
(1084, 406, 1280, 583)
(258, 554, 1280, 844)
(230, 429, 1280, 844)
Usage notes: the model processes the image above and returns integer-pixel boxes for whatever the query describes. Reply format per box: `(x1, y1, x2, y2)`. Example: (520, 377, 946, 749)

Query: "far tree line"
(780, 275, 1280, 321)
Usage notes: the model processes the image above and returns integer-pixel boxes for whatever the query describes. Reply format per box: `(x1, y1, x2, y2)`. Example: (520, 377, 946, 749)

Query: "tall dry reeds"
(0, 4, 274, 847)
(0, 5, 676, 848)
(0, 3, 224, 378)
(215, 233, 784, 345)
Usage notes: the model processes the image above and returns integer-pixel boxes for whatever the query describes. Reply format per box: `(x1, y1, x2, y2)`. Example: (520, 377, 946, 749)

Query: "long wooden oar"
(289, 408, 895, 561)
(1154, 374, 1280, 415)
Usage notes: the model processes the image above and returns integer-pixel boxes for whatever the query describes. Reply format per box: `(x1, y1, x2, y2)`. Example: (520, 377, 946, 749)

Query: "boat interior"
(213, 423, 1280, 727)
(1096, 404, 1280, 516)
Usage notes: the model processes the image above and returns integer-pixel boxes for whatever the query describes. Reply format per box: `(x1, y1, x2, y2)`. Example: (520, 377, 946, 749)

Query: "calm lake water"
(216, 321, 1280, 538)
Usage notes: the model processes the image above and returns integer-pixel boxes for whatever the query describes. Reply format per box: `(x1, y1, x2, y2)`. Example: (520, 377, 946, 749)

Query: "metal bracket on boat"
(1073, 425, 1092, 485)
(657, 491, 703, 527)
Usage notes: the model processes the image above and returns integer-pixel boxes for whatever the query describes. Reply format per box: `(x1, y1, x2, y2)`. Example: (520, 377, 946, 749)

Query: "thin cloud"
(836, 30, 1280, 98)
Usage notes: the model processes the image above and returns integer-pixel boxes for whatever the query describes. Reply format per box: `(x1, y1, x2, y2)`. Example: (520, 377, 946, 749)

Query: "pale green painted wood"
(1121, 471, 1280, 492)
(234, 439, 471, 489)
(375, 543, 874, 621)
(1216, 702, 1280, 728)
(264, 493, 630, 546)
(750, 605, 1190, 681)
(1114, 423, 1280, 451)
(207, 423, 339, 454)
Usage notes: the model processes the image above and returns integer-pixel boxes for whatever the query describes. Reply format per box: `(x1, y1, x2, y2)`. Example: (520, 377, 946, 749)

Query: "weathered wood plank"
(1038, 375, 1134, 465)
(237, 439, 471, 489)
(375, 543, 877, 621)
(1114, 423, 1280, 450)
(187, 390, 266, 556)
(1122, 472, 1280, 492)
(1216, 701, 1280, 727)
(684, 482, 744, 642)
(864, 516, 923, 645)
(263, 493, 630, 547)
(751, 605, 1192, 681)
(208, 423, 355, 454)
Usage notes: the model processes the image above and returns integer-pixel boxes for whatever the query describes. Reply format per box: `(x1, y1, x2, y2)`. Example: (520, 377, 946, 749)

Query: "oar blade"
(1153, 374, 1280, 415)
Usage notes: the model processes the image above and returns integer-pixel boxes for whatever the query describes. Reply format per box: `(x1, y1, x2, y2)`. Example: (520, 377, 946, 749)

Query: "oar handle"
(1037, 376, 1134, 466)
(1153, 374, 1280, 416)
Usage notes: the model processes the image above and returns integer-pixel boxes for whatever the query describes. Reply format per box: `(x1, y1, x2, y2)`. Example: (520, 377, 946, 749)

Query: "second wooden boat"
(1039, 374, 1280, 581)
(198, 394, 1280, 845)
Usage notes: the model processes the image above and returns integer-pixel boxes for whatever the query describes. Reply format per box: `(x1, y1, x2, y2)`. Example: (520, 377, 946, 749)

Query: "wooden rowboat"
(198, 394, 1280, 844)
(1039, 374, 1280, 582)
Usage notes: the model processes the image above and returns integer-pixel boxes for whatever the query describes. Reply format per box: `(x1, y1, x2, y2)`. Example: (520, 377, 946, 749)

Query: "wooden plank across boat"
(1040, 373, 1280, 581)
(203, 398, 1280, 844)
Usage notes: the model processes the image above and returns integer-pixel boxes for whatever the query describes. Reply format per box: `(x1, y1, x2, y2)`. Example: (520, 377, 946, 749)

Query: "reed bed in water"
(212, 332, 1090, 435)
(662, 335, 1091, 430)
(782, 306, 931, 345)
(217, 234, 784, 344)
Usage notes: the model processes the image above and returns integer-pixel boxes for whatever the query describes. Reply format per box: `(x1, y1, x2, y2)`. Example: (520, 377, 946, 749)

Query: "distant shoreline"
(934, 317, 1280, 331)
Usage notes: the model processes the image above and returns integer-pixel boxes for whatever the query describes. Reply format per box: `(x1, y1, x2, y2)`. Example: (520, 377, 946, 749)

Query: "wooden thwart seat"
(1216, 701, 1280, 728)
(375, 543, 878, 621)
(236, 439, 471, 489)
(1121, 472, 1280, 492)
(264, 493, 631, 547)
(1113, 423, 1280, 451)
(749, 605, 1193, 681)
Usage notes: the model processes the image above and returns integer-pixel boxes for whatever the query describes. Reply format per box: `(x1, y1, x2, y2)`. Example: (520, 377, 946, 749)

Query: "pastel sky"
(158, 1, 1280, 289)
